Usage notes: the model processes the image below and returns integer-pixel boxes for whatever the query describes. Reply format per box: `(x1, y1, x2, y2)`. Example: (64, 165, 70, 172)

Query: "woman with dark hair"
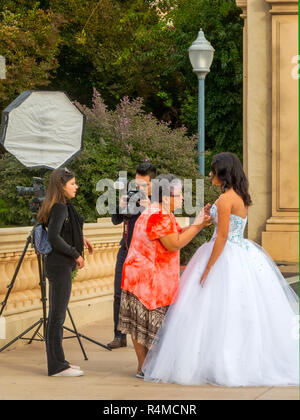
(118, 174, 211, 378)
(37, 168, 93, 377)
(143, 153, 299, 387)
(210, 152, 252, 206)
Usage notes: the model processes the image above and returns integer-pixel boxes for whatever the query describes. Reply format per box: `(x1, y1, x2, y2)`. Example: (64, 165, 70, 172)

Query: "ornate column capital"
(236, 0, 247, 18)
(265, 0, 298, 14)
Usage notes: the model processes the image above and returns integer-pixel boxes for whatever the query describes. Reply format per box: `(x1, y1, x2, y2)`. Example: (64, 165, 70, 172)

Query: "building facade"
(236, 0, 299, 262)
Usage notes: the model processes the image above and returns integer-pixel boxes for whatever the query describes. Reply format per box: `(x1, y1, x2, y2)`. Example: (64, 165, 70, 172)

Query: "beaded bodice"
(210, 203, 248, 248)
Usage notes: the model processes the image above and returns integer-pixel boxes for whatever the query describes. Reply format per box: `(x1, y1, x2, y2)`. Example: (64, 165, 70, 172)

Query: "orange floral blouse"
(121, 204, 182, 310)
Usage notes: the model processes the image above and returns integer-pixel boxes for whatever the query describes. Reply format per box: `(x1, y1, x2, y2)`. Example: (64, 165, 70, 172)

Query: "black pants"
(45, 262, 74, 376)
(114, 246, 128, 338)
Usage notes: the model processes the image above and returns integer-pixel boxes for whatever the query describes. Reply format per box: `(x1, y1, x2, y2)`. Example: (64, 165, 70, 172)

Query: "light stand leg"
(63, 325, 112, 351)
(66, 308, 88, 360)
(26, 320, 44, 344)
(0, 320, 43, 352)
(0, 234, 32, 317)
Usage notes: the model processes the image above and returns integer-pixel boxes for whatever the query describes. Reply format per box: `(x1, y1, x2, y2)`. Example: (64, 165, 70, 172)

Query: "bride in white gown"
(143, 152, 299, 387)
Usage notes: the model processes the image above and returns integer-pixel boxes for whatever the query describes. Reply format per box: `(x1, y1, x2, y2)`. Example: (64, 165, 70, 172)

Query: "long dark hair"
(37, 167, 75, 225)
(211, 152, 252, 207)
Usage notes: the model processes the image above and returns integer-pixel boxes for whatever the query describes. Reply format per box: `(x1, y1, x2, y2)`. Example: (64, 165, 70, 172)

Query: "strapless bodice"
(210, 203, 248, 248)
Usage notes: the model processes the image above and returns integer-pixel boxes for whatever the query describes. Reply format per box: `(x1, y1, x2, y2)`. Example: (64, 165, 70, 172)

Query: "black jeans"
(113, 246, 128, 339)
(45, 262, 74, 376)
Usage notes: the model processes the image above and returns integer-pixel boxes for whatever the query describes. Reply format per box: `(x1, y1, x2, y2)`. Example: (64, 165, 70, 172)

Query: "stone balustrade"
(0, 219, 122, 317)
(0, 216, 189, 348)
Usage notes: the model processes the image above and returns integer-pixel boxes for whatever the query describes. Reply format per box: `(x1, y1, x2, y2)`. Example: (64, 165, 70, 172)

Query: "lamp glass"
(188, 49, 214, 73)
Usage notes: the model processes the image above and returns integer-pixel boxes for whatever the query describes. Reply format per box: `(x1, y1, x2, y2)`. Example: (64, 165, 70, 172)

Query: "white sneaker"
(70, 365, 80, 370)
(51, 368, 84, 377)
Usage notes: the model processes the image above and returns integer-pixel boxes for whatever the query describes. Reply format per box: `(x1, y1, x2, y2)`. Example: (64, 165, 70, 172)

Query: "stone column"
(236, 1, 248, 177)
(240, 0, 272, 244)
(261, 0, 299, 262)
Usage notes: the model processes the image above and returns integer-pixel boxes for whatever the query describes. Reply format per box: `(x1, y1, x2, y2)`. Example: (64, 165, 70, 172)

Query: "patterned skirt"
(118, 290, 169, 349)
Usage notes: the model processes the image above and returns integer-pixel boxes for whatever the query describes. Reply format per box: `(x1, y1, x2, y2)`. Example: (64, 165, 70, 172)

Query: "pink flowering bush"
(72, 89, 220, 263)
(74, 88, 200, 181)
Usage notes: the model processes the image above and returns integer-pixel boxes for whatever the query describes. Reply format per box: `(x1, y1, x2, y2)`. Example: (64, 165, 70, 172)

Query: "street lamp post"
(188, 29, 214, 175)
(0, 56, 6, 80)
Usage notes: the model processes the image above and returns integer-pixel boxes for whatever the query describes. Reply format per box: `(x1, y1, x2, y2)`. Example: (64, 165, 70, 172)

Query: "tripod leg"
(66, 308, 88, 360)
(0, 319, 42, 352)
(0, 234, 50, 352)
(63, 323, 112, 351)
(22, 254, 48, 345)
(27, 319, 43, 345)
(38, 254, 48, 338)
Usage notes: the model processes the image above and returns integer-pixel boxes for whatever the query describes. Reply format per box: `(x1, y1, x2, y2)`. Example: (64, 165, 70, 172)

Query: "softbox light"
(0, 90, 85, 169)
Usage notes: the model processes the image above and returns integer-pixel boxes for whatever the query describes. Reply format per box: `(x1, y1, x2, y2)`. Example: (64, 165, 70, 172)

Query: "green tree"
(46, 0, 243, 164)
(34, 0, 162, 106)
(170, 0, 244, 162)
(0, 3, 62, 112)
(0, 0, 243, 162)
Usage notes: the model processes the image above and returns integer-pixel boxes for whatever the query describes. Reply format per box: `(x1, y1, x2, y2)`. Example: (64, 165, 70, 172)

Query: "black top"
(46, 202, 82, 266)
(111, 206, 144, 250)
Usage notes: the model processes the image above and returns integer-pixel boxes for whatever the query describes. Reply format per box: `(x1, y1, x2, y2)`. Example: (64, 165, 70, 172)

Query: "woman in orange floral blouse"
(118, 174, 211, 378)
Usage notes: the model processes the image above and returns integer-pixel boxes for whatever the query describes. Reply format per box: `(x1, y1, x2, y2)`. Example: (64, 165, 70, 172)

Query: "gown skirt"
(143, 238, 299, 387)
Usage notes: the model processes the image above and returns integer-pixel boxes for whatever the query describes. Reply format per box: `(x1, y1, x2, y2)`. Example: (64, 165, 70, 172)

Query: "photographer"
(107, 162, 157, 349)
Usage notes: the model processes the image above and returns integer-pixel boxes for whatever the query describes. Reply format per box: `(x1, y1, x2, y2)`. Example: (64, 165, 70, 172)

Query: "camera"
(16, 177, 45, 222)
(17, 177, 45, 196)
(123, 188, 146, 216)
(114, 177, 147, 218)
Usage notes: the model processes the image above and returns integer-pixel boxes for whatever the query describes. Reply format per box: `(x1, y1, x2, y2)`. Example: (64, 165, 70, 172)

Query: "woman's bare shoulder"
(215, 191, 232, 205)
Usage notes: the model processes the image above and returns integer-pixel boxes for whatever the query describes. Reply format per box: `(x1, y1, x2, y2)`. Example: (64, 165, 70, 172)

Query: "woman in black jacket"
(37, 167, 93, 377)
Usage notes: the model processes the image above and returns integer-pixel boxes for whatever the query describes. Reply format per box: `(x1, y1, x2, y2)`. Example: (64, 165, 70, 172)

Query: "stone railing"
(0, 217, 189, 347)
(0, 219, 122, 317)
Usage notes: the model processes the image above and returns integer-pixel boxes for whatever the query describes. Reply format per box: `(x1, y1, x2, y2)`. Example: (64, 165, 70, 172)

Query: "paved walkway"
(0, 318, 298, 400)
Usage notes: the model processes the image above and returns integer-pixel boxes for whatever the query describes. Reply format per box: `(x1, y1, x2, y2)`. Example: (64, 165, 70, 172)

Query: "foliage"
(44, 0, 163, 106)
(171, 0, 244, 164)
(0, 153, 42, 225)
(0, 2, 62, 111)
(0, 0, 243, 164)
(0, 198, 8, 225)
(46, 0, 244, 167)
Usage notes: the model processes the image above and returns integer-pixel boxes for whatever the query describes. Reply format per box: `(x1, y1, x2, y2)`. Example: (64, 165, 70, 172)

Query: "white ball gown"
(143, 204, 299, 387)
